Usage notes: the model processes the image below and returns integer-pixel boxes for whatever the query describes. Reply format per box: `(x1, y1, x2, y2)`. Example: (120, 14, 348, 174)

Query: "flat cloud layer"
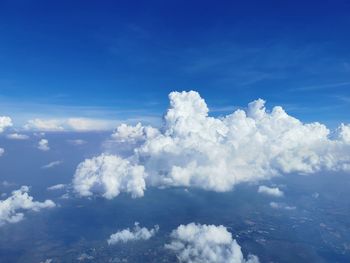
(107, 222, 159, 245)
(165, 223, 259, 263)
(0, 186, 55, 226)
(73, 91, 350, 199)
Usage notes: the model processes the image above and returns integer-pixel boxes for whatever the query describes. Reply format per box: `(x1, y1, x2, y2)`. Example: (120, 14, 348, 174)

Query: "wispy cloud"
(41, 161, 62, 169)
(291, 81, 350, 91)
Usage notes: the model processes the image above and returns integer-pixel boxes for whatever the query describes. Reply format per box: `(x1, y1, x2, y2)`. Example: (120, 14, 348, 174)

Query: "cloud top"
(73, 91, 350, 199)
(107, 222, 159, 245)
(0, 186, 55, 226)
(165, 223, 259, 263)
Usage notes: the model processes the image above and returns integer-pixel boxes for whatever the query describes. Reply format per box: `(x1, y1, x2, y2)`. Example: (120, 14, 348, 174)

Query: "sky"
(0, 0, 350, 128)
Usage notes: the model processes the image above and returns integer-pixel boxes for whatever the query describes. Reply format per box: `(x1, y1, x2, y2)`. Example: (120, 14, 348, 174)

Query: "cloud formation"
(73, 91, 350, 199)
(107, 222, 159, 245)
(73, 154, 146, 199)
(165, 223, 259, 263)
(0, 148, 4, 157)
(47, 184, 66, 191)
(24, 118, 116, 132)
(0, 116, 13, 133)
(258, 186, 284, 197)
(6, 133, 29, 140)
(0, 186, 55, 226)
(41, 161, 62, 169)
(38, 139, 50, 151)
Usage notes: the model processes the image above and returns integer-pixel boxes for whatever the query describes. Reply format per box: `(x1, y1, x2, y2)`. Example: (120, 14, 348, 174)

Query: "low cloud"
(165, 223, 259, 263)
(38, 139, 50, 151)
(270, 202, 296, 210)
(258, 185, 284, 197)
(0, 186, 55, 226)
(73, 91, 350, 199)
(6, 133, 29, 140)
(41, 161, 62, 169)
(0, 116, 13, 133)
(47, 184, 66, 191)
(107, 222, 159, 245)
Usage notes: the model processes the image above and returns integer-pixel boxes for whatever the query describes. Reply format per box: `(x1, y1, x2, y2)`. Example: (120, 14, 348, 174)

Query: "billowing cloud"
(0, 186, 55, 226)
(6, 133, 29, 140)
(73, 91, 350, 199)
(24, 118, 117, 132)
(0, 116, 13, 133)
(41, 161, 62, 169)
(165, 223, 259, 263)
(73, 154, 147, 199)
(47, 184, 66, 191)
(38, 139, 50, 151)
(107, 222, 159, 245)
(258, 186, 284, 197)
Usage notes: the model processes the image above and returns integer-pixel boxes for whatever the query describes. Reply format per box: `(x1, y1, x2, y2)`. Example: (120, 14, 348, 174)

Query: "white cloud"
(258, 186, 284, 197)
(73, 154, 147, 199)
(24, 118, 117, 132)
(67, 139, 87, 145)
(0, 116, 13, 133)
(72, 91, 350, 199)
(47, 184, 66, 191)
(24, 119, 64, 132)
(165, 223, 259, 263)
(38, 139, 50, 151)
(41, 161, 62, 169)
(0, 186, 55, 226)
(107, 222, 159, 245)
(269, 202, 296, 210)
(0, 148, 4, 157)
(6, 133, 29, 140)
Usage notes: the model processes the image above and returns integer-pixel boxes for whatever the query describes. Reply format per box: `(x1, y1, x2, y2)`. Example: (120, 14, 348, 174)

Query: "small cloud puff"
(165, 223, 259, 263)
(0, 116, 13, 133)
(0, 186, 55, 226)
(258, 185, 284, 197)
(38, 139, 50, 151)
(270, 202, 296, 210)
(47, 184, 66, 191)
(6, 133, 29, 140)
(41, 161, 62, 169)
(0, 148, 4, 157)
(107, 222, 159, 245)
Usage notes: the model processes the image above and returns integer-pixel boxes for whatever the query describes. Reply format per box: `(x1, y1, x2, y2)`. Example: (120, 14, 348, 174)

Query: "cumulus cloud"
(47, 184, 66, 191)
(0, 116, 13, 133)
(107, 222, 159, 245)
(0, 148, 4, 157)
(38, 139, 50, 151)
(258, 185, 284, 197)
(6, 133, 29, 140)
(73, 91, 350, 199)
(0, 186, 55, 226)
(73, 154, 147, 199)
(165, 223, 259, 263)
(41, 161, 62, 169)
(24, 118, 116, 132)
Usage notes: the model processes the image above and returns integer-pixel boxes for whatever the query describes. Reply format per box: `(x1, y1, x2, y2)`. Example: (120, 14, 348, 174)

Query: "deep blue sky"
(0, 0, 349, 127)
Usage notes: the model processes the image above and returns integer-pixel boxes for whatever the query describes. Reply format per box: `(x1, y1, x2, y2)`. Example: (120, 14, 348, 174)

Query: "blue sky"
(0, 0, 349, 127)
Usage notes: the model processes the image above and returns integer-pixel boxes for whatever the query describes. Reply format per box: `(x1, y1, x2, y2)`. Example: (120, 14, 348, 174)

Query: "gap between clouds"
(72, 90, 350, 199)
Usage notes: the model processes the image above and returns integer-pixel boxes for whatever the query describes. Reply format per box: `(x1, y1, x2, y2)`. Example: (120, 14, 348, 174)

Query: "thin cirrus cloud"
(107, 222, 159, 245)
(6, 133, 29, 140)
(0, 186, 55, 226)
(41, 161, 62, 169)
(165, 223, 259, 263)
(24, 118, 118, 132)
(258, 186, 284, 197)
(72, 91, 350, 199)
